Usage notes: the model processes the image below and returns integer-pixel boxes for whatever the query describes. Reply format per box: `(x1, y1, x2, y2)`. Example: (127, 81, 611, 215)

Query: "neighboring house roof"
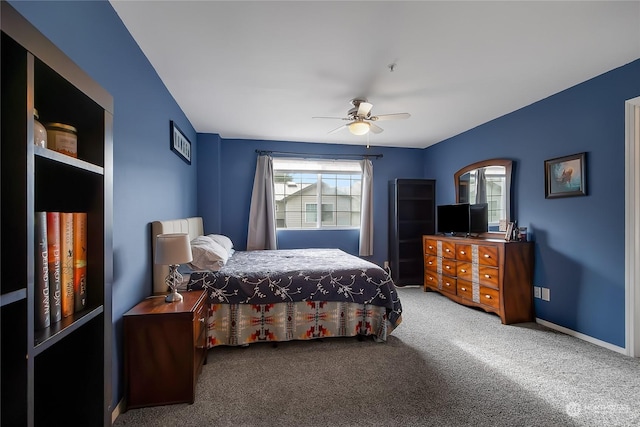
(276, 181, 357, 203)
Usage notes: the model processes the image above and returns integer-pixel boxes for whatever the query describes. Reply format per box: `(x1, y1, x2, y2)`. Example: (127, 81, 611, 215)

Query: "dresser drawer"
(457, 262, 472, 281)
(479, 286, 500, 309)
(424, 239, 438, 255)
(457, 280, 473, 300)
(441, 241, 456, 259)
(441, 258, 456, 275)
(440, 276, 457, 295)
(455, 243, 499, 267)
(424, 271, 439, 287)
(478, 265, 499, 288)
(424, 255, 438, 272)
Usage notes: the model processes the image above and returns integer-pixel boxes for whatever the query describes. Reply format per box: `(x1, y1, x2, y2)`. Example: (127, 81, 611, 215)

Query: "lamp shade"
(348, 121, 370, 136)
(155, 233, 193, 265)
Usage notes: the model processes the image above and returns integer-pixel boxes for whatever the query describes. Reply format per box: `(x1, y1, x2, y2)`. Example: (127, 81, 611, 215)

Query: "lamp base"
(165, 264, 184, 303)
(165, 291, 183, 303)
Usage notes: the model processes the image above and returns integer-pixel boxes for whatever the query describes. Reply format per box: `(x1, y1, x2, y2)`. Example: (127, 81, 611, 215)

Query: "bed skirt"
(206, 301, 399, 348)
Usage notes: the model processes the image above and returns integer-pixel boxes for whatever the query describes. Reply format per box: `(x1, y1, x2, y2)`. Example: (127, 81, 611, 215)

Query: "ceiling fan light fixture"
(349, 121, 370, 135)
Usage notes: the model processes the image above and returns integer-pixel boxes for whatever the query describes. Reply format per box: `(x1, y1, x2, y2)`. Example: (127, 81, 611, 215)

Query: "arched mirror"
(454, 159, 513, 235)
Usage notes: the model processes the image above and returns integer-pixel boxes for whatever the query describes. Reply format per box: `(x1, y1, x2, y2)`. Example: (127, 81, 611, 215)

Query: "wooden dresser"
(423, 235, 534, 324)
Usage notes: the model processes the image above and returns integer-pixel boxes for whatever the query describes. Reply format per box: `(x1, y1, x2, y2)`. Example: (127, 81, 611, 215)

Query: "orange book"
(46, 212, 62, 323)
(60, 212, 74, 317)
(73, 212, 87, 312)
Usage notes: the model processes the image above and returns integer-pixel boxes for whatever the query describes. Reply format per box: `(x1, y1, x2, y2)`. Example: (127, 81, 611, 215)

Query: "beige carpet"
(114, 286, 640, 426)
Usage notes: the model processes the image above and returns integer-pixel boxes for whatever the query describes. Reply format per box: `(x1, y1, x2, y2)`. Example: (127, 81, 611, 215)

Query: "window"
(273, 158, 362, 229)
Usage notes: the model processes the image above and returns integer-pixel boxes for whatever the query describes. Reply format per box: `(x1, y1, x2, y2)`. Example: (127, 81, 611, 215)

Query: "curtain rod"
(255, 149, 383, 159)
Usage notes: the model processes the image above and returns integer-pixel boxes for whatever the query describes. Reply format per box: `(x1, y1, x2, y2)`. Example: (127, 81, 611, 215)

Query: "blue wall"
(198, 138, 426, 267)
(9, 0, 199, 412)
(424, 59, 640, 347)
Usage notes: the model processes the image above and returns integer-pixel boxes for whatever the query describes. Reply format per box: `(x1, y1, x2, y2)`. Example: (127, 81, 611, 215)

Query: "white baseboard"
(536, 318, 627, 355)
(111, 397, 125, 425)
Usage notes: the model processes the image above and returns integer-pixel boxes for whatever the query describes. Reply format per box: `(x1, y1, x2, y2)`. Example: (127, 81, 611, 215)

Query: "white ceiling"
(109, 1, 640, 149)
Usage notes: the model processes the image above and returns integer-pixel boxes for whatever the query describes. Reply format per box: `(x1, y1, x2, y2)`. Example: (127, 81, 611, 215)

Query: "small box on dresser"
(124, 289, 208, 409)
(423, 235, 534, 324)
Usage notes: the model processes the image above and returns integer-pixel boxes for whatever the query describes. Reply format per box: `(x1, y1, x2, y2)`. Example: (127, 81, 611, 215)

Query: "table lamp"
(155, 233, 193, 302)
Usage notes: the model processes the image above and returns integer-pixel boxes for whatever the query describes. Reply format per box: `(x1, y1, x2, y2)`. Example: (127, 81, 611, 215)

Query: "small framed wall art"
(544, 152, 586, 199)
(170, 120, 191, 165)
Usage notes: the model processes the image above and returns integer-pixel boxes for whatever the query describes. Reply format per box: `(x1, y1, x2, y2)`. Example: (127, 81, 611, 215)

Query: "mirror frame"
(454, 158, 513, 237)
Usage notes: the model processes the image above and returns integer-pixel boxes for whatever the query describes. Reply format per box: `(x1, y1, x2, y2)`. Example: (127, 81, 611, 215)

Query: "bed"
(151, 217, 402, 348)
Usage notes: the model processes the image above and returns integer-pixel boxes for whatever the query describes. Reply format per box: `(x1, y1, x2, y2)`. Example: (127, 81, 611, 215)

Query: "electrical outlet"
(541, 287, 550, 301)
(383, 261, 389, 269)
(534, 286, 541, 299)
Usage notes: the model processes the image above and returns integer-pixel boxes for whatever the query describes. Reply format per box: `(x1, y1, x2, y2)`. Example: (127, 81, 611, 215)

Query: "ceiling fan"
(313, 98, 411, 136)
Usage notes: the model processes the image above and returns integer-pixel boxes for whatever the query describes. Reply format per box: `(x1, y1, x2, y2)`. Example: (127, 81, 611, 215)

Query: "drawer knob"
(460, 250, 466, 255)
(485, 295, 491, 299)
(199, 317, 206, 323)
(484, 254, 490, 258)
(445, 266, 450, 269)
(461, 269, 466, 273)
(484, 274, 491, 278)
(428, 261, 433, 265)
(445, 249, 451, 252)
(428, 245, 433, 249)
(461, 287, 467, 291)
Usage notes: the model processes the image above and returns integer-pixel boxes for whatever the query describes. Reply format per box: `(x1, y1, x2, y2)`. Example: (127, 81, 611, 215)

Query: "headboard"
(151, 217, 204, 294)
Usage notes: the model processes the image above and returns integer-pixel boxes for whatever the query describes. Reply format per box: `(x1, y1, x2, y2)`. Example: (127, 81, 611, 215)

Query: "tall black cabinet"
(389, 179, 435, 286)
(1, 3, 113, 425)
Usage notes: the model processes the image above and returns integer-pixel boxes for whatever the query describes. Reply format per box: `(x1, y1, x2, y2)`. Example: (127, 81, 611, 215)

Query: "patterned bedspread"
(186, 248, 402, 328)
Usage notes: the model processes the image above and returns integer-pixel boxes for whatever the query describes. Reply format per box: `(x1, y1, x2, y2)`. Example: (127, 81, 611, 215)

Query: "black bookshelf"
(1, 3, 113, 425)
(389, 179, 436, 286)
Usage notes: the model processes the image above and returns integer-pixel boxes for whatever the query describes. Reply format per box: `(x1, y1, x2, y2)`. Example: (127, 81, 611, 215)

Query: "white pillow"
(189, 235, 229, 271)
(207, 234, 234, 254)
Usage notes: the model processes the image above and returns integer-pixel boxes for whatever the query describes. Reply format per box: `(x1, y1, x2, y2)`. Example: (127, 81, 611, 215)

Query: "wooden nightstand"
(124, 289, 208, 409)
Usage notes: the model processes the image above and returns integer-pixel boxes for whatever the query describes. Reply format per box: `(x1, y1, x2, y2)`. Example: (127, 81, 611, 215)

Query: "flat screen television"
(437, 203, 470, 235)
(470, 203, 488, 234)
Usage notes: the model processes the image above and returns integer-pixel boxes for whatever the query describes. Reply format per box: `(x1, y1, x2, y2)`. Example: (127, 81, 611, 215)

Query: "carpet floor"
(114, 286, 640, 426)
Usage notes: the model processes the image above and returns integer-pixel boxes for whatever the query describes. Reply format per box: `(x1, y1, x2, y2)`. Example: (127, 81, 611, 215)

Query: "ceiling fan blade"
(312, 116, 349, 120)
(357, 102, 373, 117)
(369, 123, 384, 134)
(327, 123, 348, 134)
(371, 113, 411, 121)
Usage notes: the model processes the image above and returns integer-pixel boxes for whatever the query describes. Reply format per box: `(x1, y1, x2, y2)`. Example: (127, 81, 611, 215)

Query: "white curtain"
(359, 158, 374, 256)
(247, 155, 277, 250)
